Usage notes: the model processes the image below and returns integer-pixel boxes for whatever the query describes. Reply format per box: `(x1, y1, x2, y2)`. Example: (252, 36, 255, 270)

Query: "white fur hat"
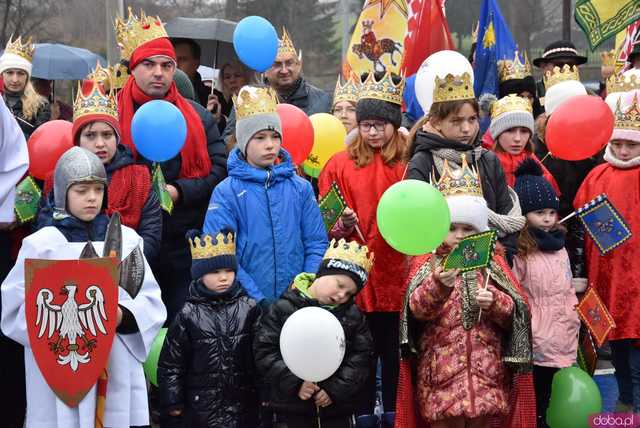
(544, 80, 587, 115)
(446, 195, 489, 233)
(0, 52, 32, 76)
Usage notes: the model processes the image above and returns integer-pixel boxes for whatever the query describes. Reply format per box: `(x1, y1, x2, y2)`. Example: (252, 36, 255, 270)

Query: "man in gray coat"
(222, 27, 332, 144)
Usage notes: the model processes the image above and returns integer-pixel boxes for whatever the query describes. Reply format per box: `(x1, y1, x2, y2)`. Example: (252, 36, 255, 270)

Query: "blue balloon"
(131, 100, 187, 162)
(233, 16, 278, 73)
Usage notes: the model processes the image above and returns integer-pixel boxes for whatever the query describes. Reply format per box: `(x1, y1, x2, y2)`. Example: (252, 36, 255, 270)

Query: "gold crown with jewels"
(433, 72, 475, 104)
(73, 64, 118, 122)
(497, 51, 532, 82)
(4, 35, 35, 62)
(324, 239, 374, 275)
(435, 154, 483, 198)
(543, 64, 580, 90)
(87, 63, 130, 90)
(189, 232, 235, 260)
(606, 73, 640, 94)
(114, 7, 168, 60)
(234, 85, 279, 121)
(278, 27, 298, 59)
(359, 71, 404, 105)
(491, 94, 532, 119)
(333, 73, 361, 105)
(614, 94, 640, 132)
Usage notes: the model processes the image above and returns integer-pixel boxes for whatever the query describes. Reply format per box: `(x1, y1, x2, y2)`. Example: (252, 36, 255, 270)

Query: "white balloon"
(415, 50, 474, 114)
(279, 306, 346, 382)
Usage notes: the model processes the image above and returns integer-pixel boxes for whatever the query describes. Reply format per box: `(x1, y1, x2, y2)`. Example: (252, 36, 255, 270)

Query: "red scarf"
(495, 150, 561, 195)
(117, 77, 211, 179)
(106, 165, 151, 229)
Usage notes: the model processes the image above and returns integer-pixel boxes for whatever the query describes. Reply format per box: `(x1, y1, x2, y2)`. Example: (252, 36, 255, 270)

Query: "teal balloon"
(546, 366, 602, 428)
(143, 327, 167, 387)
(376, 180, 450, 256)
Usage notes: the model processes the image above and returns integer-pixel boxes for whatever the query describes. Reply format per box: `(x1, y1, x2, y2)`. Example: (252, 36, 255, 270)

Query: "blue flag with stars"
(473, 0, 517, 97)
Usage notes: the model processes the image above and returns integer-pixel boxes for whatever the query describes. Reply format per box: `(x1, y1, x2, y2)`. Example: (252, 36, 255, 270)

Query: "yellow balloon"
(302, 113, 347, 178)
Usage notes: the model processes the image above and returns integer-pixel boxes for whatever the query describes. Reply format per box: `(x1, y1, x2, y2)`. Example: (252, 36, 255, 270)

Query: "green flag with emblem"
(443, 230, 497, 272)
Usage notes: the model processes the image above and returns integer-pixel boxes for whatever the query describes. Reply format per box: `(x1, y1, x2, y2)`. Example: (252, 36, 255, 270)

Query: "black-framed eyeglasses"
(359, 121, 387, 133)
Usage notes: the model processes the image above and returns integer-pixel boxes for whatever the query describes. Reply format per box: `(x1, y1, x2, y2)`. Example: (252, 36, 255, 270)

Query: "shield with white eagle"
(25, 257, 119, 407)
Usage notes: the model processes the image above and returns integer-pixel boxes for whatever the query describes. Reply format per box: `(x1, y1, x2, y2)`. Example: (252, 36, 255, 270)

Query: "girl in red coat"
(318, 71, 408, 427)
(487, 95, 559, 194)
(574, 92, 640, 413)
(405, 156, 532, 428)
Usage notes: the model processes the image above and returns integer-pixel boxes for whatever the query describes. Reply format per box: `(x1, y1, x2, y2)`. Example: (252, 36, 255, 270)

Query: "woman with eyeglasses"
(318, 72, 408, 428)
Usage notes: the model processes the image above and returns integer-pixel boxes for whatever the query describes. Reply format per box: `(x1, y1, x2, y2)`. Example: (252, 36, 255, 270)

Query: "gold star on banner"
(365, 0, 408, 20)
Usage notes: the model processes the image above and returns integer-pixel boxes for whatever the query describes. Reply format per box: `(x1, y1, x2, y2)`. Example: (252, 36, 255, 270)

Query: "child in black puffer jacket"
(254, 239, 375, 428)
(158, 229, 260, 428)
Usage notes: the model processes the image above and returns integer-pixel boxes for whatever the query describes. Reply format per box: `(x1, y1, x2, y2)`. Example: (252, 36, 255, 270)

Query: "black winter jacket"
(158, 281, 260, 428)
(407, 131, 513, 215)
(2, 91, 51, 139)
(105, 145, 162, 264)
(253, 287, 373, 419)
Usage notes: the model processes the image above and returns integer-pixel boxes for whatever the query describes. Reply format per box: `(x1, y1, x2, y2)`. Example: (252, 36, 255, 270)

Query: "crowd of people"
(0, 6, 639, 428)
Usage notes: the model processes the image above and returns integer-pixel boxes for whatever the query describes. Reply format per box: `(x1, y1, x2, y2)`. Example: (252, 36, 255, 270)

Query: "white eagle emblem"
(35, 283, 108, 371)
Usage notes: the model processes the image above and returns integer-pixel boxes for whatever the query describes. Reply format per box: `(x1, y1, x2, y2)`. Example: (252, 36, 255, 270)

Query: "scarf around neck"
(529, 227, 566, 252)
(604, 144, 640, 170)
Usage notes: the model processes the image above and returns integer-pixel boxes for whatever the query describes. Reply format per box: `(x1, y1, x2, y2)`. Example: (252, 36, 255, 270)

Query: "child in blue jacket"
(203, 85, 328, 305)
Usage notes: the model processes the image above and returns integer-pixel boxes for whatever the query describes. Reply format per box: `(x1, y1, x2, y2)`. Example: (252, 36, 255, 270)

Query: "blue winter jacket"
(203, 148, 328, 301)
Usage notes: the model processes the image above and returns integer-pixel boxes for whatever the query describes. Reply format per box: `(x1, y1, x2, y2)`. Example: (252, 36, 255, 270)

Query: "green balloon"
(546, 367, 602, 428)
(376, 180, 450, 256)
(143, 327, 167, 387)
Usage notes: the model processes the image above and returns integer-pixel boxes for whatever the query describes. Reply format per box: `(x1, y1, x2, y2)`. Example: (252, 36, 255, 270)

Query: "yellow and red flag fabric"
(343, 0, 408, 78)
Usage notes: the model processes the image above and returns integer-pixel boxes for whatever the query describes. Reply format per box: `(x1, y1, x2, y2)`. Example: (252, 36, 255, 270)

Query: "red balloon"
(546, 95, 613, 161)
(276, 104, 314, 165)
(28, 120, 73, 179)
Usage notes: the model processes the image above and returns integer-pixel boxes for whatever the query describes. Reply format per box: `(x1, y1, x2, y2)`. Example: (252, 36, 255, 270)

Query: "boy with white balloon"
(254, 239, 374, 427)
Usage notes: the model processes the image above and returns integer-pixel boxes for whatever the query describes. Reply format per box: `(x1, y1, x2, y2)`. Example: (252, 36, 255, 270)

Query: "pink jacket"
(512, 249, 579, 368)
(409, 269, 514, 423)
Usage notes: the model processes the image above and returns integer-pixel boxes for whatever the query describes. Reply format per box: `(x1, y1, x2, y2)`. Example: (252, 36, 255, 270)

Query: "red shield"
(25, 257, 119, 407)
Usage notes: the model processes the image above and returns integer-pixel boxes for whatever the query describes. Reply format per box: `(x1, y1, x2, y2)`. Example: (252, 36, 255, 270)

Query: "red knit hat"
(72, 78, 121, 144)
(129, 38, 176, 71)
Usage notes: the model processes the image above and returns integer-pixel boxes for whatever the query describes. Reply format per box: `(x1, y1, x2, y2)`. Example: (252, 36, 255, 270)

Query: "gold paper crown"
(435, 154, 483, 198)
(73, 64, 118, 122)
(277, 27, 298, 59)
(606, 73, 640, 94)
(601, 50, 616, 68)
(114, 7, 168, 60)
(497, 51, 532, 82)
(4, 35, 34, 62)
(491, 94, 532, 119)
(86, 63, 130, 90)
(189, 232, 235, 260)
(433, 72, 475, 104)
(359, 71, 404, 105)
(471, 21, 479, 43)
(614, 94, 640, 132)
(324, 239, 374, 275)
(543, 64, 580, 90)
(333, 73, 361, 105)
(234, 86, 279, 120)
